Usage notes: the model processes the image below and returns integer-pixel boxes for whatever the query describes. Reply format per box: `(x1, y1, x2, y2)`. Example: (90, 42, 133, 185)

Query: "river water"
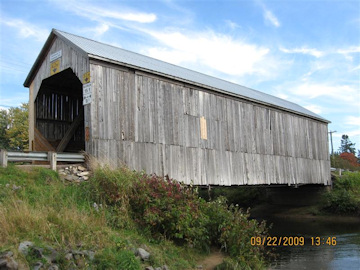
(263, 215, 360, 270)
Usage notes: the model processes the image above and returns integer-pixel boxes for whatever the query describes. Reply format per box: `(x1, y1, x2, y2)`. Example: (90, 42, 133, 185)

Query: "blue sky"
(0, 0, 359, 153)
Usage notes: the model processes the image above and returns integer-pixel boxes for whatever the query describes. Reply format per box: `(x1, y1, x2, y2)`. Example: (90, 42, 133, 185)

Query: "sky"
(0, 0, 359, 153)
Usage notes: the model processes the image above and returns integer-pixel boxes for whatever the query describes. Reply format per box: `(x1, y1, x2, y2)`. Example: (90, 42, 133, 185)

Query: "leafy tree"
(0, 109, 9, 149)
(0, 103, 29, 150)
(339, 134, 356, 154)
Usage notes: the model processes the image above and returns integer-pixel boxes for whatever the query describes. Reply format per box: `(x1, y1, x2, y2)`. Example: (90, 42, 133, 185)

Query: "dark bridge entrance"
(34, 68, 84, 152)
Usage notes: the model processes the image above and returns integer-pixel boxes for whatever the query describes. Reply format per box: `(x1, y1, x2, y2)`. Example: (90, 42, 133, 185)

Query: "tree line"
(0, 103, 29, 150)
(333, 134, 360, 170)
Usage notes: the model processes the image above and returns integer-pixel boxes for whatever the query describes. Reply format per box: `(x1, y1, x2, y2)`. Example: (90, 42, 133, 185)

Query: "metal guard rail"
(1, 150, 85, 171)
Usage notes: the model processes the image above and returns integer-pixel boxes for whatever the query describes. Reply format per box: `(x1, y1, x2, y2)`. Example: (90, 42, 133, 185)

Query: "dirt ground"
(196, 250, 225, 270)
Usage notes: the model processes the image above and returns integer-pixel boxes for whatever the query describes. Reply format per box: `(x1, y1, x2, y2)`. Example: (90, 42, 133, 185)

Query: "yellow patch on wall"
(200, 116, 207, 140)
(83, 72, 90, 84)
(50, 59, 60, 75)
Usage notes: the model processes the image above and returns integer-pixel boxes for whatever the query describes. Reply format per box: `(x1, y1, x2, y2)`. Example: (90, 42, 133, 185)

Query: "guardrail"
(0, 149, 85, 171)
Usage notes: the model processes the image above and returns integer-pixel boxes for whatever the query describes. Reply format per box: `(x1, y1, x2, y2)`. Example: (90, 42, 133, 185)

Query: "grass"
(0, 165, 203, 269)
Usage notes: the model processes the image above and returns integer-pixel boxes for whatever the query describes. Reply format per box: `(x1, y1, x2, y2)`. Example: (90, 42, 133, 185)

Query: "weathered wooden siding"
(88, 63, 330, 186)
(30, 37, 89, 101)
(28, 37, 89, 151)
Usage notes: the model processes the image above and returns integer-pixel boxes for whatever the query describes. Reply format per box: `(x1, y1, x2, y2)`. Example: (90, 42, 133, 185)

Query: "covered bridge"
(24, 29, 331, 186)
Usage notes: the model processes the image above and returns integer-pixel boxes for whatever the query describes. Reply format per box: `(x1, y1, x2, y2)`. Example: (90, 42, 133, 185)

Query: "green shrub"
(202, 198, 268, 268)
(87, 167, 270, 267)
(322, 172, 360, 215)
(130, 174, 209, 249)
(88, 167, 137, 228)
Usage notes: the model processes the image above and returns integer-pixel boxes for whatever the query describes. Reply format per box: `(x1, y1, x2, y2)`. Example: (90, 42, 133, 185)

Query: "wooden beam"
(34, 127, 55, 151)
(56, 110, 84, 152)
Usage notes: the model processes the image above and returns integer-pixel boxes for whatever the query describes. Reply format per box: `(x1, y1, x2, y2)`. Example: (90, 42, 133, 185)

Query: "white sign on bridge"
(50, 50, 62, 62)
(83, 83, 92, 105)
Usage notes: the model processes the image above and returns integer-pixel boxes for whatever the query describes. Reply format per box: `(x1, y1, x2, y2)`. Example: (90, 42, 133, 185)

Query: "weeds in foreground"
(1, 164, 269, 269)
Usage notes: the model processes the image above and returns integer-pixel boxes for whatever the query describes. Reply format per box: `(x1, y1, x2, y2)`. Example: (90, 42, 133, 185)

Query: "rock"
(65, 175, 77, 182)
(18, 241, 34, 256)
(64, 253, 73, 261)
(196, 265, 203, 269)
(81, 176, 89, 181)
(47, 264, 59, 270)
(32, 261, 43, 270)
(93, 203, 99, 212)
(77, 166, 86, 171)
(0, 251, 18, 270)
(136, 248, 150, 261)
(82, 250, 95, 261)
(77, 171, 89, 176)
(12, 184, 21, 191)
(145, 267, 154, 270)
(155, 268, 162, 270)
(162, 265, 170, 270)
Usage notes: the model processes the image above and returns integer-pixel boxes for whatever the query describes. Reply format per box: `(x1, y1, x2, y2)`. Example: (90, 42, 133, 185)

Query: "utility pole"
(329, 130, 336, 156)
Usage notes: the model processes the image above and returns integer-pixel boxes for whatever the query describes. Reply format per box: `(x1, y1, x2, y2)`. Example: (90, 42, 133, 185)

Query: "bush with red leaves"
(340, 152, 360, 168)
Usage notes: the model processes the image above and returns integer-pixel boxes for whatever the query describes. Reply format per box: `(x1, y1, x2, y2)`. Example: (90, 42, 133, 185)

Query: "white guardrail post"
(0, 150, 84, 171)
(0, 149, 8, 167)
(48, 151, 57, 171)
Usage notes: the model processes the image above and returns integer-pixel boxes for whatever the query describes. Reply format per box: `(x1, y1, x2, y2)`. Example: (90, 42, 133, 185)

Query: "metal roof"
(25, 29, 330, 123)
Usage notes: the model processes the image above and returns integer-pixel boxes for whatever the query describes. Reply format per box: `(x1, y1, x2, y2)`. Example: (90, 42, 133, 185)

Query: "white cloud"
(225, 20, 240, 30)
(304, 104, 323, 114)
(290, 83, 358, 103)
(1, 18, 48, 42)
(263, 9, 280, 27)
(142, 29, 273, 77)
(280, 47, 324, 58)
(337, 46, 360, 54)
(54, 0, 156, 23)
(256, 1, 280, 27)
(93, 24, 110, 36)
(345, 116, 360, 127)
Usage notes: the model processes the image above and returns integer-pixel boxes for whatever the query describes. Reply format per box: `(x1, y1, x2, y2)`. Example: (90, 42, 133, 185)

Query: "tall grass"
(0, 165, 203, 269)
